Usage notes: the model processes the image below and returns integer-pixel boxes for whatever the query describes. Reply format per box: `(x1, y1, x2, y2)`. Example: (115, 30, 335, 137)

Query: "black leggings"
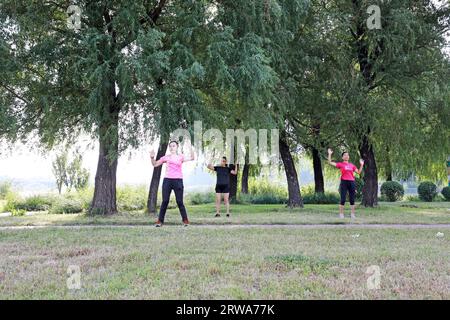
(339, 180, 356, 205)
(158, 178, 188, 223)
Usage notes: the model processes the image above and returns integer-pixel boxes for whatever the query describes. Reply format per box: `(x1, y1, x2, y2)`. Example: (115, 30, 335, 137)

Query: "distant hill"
(0, 175, 57, 196)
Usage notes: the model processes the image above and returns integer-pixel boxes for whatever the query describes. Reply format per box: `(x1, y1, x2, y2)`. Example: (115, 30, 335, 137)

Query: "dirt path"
(1, 224, 450, 230)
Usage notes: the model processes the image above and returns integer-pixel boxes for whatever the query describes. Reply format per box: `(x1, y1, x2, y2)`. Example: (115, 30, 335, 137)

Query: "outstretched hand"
(328, 148, 333, 155)
(359, 159, 365, 165)
(150, 150, 156, 158)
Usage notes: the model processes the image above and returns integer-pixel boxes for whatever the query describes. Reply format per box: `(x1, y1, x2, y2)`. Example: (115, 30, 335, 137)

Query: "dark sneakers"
(215, 213, 221, 217)
(156, 219, 190, 227)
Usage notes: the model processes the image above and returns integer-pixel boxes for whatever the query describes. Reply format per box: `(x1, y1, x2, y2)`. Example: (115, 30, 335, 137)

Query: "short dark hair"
(341, 151, 349, 157)
(169, 140, 179, 146)
(222, 156, 227, 161)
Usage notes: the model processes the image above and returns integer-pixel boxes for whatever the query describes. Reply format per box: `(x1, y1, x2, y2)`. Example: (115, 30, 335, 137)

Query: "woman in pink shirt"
(150, 141, 195, 227)
(327, 148, 364, 219)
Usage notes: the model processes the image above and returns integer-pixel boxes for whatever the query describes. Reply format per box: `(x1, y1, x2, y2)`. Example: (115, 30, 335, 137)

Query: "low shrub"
(116, 185, 146, 211)
(240, 193, 287, 205)
(417, 181, 437, 202)
(441, 186, 450, 201)
(19, 194, 56, 211)
(4, 190, 23, 212)
(248, 179, 288, 198)
(65, 188, 93, 210)
(49, 198, 83, 214)
(0, 180, 13, 199)
(405, 195, 420, 202)
(303, 192, 340, 205)
(11, 209, 26, 217)
(4, 193, 57, 212)
(380, 181, 404, 202)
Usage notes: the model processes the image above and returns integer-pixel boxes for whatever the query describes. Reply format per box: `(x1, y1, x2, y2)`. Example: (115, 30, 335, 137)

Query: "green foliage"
(355, 178, 364, 201)
(5, 193, 57, 212)
(0, 180, 13, 199)
(248, 179, 288, 198)
(4, 191, 22, 212)
(441, 186, 450, 201)
(405, 195, 421, 202)
(187, 192, 215, 205)
(241, 179, 288, 204)
(116, 185, 147, 211)
(303, 192, 340, 205)
(15, 194, 56, 211)
(239, 193, 287, 205)
(52, 148, 90, 194)
(11, 209, 26, 217)
(3, 189, 93, 214)
(67, 150, 90, 191)
(380, 181, 405, 202)
(299, 185, 339, 204)
(417, 181, 438, 202)
(49, 198, 83, 214)
(52, 149, 68, 194)
(64, 188, 94, 211)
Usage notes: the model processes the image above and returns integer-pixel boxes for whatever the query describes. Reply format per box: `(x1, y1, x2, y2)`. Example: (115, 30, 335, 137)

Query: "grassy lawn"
(0, 202, 449, 227)
(1, 202, 448, 299)
(0, 225, 449, 299)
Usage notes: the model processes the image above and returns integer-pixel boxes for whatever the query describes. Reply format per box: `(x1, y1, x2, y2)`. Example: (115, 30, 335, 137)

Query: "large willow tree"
(317, 0, 450, 206)
(1, 0, 280, 214)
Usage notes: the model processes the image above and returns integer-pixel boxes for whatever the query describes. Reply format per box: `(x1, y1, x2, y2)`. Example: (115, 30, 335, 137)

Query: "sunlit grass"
(0, 226, 448, 299)
(0, 202, 448, 227)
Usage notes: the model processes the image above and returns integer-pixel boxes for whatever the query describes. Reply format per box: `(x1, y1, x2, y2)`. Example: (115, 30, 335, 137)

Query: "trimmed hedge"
(417, 181, 438, 202)
(303, 192, 340, 204)
(239, 193, 287, 205)
(380, 181, 404, 202)
(441, 186, 450, 201)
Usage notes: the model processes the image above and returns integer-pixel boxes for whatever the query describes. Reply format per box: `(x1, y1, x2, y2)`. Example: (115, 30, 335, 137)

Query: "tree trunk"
(312, 147, 325, 193)
(229, 163, 238, 203)
(359, 133, 378, 207)
(147, 141, 168, 214)
(89, 71, 119, 215)
(229, 140, 238, 203)
(386, 170, 393, 182)
(279, 134, 303, 208)
(89, 115, 119, 215)
(385, 146, 392, 181)
(241, 163, 250, 194)
(447, 155, 450, 187)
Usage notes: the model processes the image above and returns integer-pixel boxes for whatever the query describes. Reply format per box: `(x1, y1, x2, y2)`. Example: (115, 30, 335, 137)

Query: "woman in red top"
(327, 148, 364, 219)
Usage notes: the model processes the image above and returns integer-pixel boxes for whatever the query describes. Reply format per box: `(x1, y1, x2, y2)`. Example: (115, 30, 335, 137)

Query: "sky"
(0, 138, 218, 193)
(0, 136, 305, 195)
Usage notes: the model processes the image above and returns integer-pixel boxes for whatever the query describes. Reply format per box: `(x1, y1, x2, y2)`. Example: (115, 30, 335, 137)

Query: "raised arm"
(150, 150, 164, 167)
(230, 164, 238, 175)
(207, 163, 215, 171)
(327, 148, 337, 167)
(355, 159, 364, 175)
